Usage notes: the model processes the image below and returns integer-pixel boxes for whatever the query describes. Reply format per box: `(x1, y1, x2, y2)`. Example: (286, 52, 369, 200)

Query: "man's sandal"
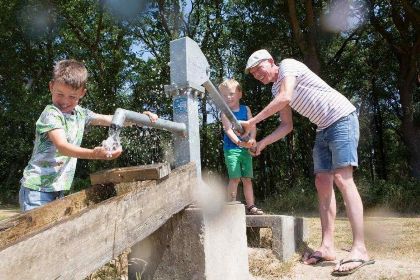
(331, 259, 375, 276)
(246, 205, 264, 215)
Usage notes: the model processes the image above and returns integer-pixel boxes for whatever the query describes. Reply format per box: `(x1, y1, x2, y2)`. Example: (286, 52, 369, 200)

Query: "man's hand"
(93, 147, 122, 160)
(250, 141, 267, 157)
(239, 120, 255, 137)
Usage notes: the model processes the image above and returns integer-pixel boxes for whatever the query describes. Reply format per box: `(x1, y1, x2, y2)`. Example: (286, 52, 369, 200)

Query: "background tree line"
(0, 0, 418, 212)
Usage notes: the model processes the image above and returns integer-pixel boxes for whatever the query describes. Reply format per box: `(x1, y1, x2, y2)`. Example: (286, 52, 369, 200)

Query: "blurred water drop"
(18, 3, 58, 40)
(104, 0, 151, 21)
(321, 0, 366, 33)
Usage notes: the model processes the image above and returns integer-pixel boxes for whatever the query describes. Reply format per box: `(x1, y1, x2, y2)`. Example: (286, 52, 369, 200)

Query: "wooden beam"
(89, 162, 171, 185)
(0, 163, 171, 250)
(0, 183, 116, 250)
(0, 162, 196, 280)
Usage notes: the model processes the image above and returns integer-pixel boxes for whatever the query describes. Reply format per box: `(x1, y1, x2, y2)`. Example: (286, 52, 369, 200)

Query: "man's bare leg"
(333, 166, 369, 272)
(304, 172, 336, 264)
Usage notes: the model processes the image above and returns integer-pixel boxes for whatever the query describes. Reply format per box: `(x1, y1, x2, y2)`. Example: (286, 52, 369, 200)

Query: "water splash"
(102, 126, 122, 157)
(194, 177, 226, 217)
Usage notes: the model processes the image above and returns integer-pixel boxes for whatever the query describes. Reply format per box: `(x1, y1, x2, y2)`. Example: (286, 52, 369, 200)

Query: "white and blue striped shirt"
(272, 59, 355, 129)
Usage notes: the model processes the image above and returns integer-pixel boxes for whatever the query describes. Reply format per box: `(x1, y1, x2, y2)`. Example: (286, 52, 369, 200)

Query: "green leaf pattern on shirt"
(21, 105, 94, 192)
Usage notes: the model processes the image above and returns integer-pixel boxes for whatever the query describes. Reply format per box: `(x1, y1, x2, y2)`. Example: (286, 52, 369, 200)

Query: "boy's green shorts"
(224, 148, 253, 179)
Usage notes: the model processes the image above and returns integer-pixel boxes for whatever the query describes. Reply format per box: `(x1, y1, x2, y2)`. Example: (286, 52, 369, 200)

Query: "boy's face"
(220, 85, 242, 109)
(49, 81, 86, 113)
(249, 59, 274, 85)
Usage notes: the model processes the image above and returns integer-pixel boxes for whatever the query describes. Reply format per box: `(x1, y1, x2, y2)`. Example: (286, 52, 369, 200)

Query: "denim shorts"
(224, 148, 254, 179)
(313, 111, 359, 174)
(19, 186, 64, 212)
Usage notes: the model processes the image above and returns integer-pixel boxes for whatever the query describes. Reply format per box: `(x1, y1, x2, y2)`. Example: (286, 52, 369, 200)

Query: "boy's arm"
(48, 128, 121, 160)
(89, 113, 113, 126)
(245, 106, 257, 147)
(90, 112, 158, 127)
(221, 113, 242, 146)
(246, 106, 256, 139)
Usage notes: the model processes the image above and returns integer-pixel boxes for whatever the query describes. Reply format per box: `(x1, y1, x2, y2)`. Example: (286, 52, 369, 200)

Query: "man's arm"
(251, 106, 293, 156)
(241, 75, 296, 136)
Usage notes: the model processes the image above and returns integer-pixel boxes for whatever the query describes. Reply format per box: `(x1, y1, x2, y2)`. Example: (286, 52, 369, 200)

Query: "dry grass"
(248, 213, 420, 279)
(84, 251, 129, 280)
(248, 247, 296, 280)
(0, 206, 19, 221)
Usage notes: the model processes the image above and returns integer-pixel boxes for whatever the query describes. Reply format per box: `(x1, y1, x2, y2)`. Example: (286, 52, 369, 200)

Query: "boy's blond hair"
(52, 59, 88, 90)
(218, 79, 242, 93)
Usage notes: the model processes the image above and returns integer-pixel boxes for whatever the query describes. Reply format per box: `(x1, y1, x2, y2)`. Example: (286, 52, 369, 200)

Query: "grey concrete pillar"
(166, 37, 209, 178)
(128, 203, 249, 280)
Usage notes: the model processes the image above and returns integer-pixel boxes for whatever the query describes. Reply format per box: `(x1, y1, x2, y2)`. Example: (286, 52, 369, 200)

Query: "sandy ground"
(249, 216, 420, 280)
(0, 208, 20, 219)
(249, 248, 420, 280)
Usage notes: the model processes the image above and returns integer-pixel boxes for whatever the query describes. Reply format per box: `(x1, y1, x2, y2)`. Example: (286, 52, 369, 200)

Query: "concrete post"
(166, 37, 209, 178)
(128, 203, 249, 280)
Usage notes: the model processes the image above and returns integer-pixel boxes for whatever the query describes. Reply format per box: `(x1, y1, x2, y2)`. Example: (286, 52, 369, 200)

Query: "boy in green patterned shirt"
(19, 59, 157, 211)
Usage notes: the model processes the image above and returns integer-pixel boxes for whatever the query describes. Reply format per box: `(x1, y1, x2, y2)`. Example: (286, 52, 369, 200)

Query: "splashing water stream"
(102, 126, 122, 157)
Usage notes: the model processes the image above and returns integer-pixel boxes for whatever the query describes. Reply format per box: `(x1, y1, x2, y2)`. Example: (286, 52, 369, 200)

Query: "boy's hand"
(143, 111, 158, 122)
(249, 141, 267, 157)
(93, 147, 122, 160)
(238, 138, 256, 149)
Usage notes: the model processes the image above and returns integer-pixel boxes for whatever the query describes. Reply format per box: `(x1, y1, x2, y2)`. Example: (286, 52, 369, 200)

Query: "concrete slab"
(246, 215, 308, 261)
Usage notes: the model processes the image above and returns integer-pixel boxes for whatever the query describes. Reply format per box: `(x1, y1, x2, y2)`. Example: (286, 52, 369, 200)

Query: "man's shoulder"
(279, 58, 303, 67)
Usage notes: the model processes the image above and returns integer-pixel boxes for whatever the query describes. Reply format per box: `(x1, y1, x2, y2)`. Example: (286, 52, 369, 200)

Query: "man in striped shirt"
(240, 50, 373, 275)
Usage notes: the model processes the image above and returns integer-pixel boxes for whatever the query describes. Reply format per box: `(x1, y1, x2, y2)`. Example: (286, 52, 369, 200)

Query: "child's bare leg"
(241, 177, 254, 207)
(304, 172, 336, 264)
(333, 166, 369, 272)
(227, 178, 240, 201)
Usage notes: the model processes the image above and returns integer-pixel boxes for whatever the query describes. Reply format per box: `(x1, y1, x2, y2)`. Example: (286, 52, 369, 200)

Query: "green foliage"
(259, 178, 318, 215)
(0, 0, 418, 213)
(359, 178, 420, 213)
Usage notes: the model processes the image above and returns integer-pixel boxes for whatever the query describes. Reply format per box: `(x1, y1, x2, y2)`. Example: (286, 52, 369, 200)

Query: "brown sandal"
(246, 205, 264, 215)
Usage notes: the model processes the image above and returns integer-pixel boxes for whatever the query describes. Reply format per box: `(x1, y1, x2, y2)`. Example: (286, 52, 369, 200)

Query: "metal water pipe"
(110, 108, 186, 135)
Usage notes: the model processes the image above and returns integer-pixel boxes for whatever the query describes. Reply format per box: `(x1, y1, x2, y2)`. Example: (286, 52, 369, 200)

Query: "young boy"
(19, 59, 158, 212)
(219, 79, 263, 215)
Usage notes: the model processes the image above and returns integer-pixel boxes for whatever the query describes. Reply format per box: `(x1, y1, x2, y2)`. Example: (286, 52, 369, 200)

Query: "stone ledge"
(246, 215, 308, 261)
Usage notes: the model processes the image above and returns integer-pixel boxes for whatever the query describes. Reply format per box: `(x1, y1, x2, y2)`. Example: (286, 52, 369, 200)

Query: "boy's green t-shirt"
(21, 105, 95, 192)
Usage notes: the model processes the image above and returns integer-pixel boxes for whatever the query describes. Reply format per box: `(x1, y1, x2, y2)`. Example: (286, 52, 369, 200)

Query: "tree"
(368, 0, 420, 178)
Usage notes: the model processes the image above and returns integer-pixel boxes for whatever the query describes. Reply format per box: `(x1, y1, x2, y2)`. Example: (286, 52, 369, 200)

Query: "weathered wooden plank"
(0, 162, 196, 280)
(0, 163, 171, 250)
(113, 162, 197, 254)
(89, 162, 171, 185)
(0, 183, 116, 250)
